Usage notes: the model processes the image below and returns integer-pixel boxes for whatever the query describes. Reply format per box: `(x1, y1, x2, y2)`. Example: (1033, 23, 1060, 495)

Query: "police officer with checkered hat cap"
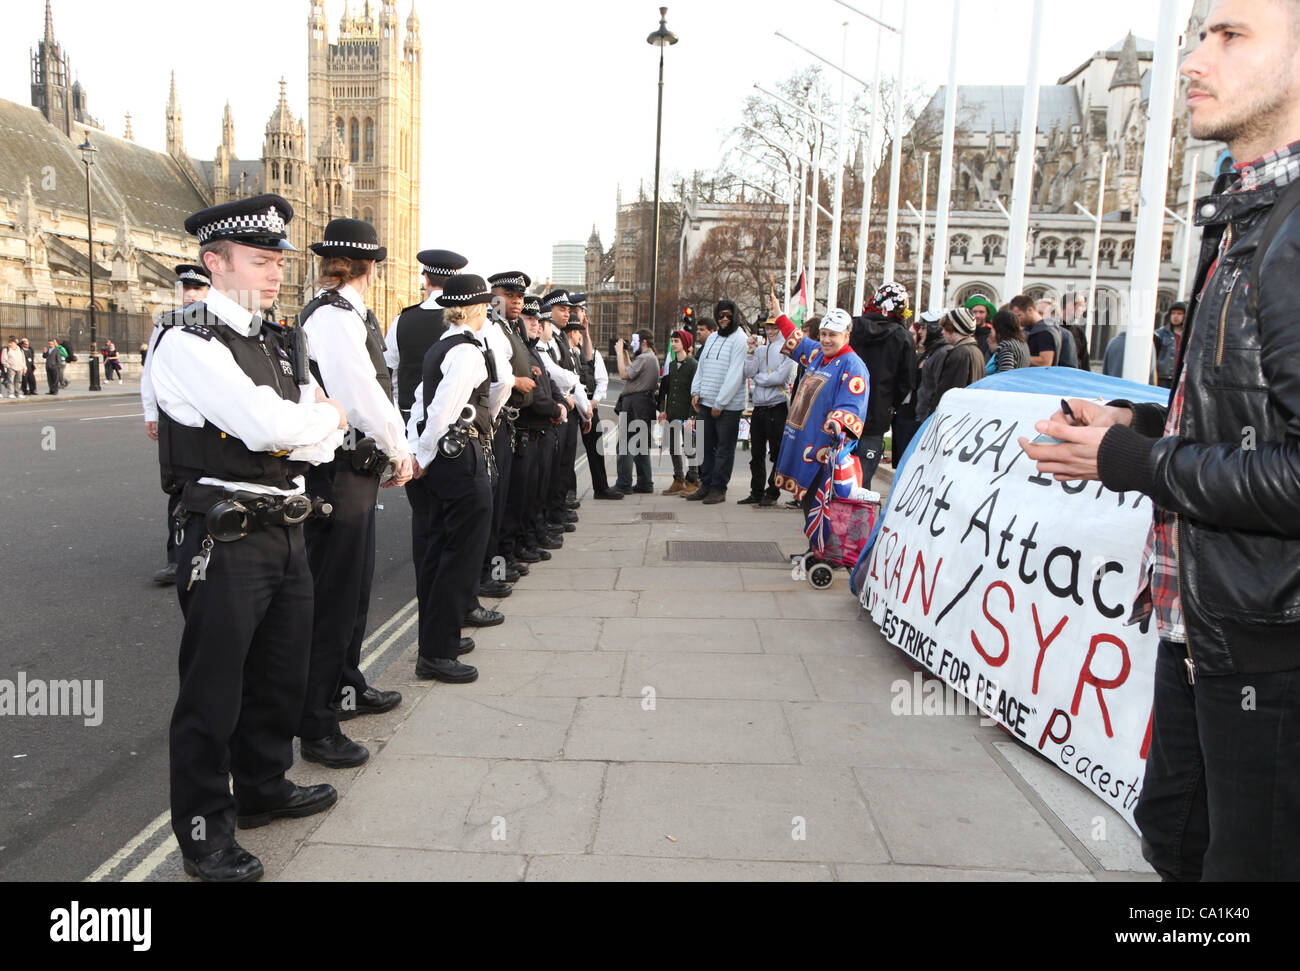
(142, 263, 215, 586)
(535, 291, 586, 537)
(150, 192, 347, 881)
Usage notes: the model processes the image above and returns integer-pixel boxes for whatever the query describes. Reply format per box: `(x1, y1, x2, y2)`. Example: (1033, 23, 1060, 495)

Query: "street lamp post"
(646, 7, 678, 350)
(79, 134, 101, 392)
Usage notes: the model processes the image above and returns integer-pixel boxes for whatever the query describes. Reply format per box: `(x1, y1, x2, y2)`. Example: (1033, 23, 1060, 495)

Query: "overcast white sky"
(4, 0, 1192, 282)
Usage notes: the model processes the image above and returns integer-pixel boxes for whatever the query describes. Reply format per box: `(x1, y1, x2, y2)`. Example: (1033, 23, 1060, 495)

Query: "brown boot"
(661, 477, 686, 496)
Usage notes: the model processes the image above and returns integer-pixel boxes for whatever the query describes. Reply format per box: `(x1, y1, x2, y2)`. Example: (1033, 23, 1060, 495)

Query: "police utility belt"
(339, 433, 395, 480)
(180, 481, 334, 543)
(440, 405, 497, 486)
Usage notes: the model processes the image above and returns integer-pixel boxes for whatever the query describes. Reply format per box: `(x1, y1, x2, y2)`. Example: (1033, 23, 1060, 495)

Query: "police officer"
(296, 218, 412, 768)
(500, 296, 563, 566)
(150, 194, 345, 882)
(383, 249, 466, 640)
(475, 271, 537, 600)
(537, 290, 586, 537)
(568, 294, 621, 500)
(142, 264, 211, 585)
(409, 274, 504, 684)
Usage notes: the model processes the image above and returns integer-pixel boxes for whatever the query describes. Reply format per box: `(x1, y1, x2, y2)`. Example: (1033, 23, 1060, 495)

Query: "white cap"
(821, 308, 852, 334)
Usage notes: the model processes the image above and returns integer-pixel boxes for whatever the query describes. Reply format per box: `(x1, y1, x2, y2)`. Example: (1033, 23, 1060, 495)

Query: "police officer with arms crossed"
(142, 263, 211, 585)
(383, 249, 466, 641)
(295, 218, 412, 768)
(149, 194, 347, 882)
(409, 274, 503, 684)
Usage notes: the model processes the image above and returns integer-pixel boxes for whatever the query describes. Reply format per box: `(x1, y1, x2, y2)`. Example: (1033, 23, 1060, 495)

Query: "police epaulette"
(180, 322, 216, 340)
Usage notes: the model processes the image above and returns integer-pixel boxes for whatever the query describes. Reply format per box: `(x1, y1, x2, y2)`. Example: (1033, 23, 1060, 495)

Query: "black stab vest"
(418, 332, 492, 442)
(394, 303, 447, 418)
(299, 291, 388, 396)
(577, 348, 597, 396)
(156, 304, 308, 494)
(495, 315, 534, 410)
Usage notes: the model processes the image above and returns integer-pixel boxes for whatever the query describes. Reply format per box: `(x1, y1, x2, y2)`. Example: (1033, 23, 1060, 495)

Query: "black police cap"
(418, 249, 469, 278)
(184, 194, 295, 251)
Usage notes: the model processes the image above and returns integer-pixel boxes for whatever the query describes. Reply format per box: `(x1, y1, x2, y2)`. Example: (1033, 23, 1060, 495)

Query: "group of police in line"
(139, 193, 620, 882)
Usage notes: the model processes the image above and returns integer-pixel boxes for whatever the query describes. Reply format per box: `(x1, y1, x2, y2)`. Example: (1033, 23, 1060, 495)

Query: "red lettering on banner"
(971, 581, 1013, 667)
(1038, 709, 1072, 750)
(1070, 633, 1132, 739)
(889, 545, 907, 596)
(902, 551, 942, 616)
(1140, 704, 1153, 760)
(1031, 603, 1069, 694)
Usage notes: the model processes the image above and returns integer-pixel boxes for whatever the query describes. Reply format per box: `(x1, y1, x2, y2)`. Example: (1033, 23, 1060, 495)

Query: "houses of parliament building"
(0, 0, 423, 328)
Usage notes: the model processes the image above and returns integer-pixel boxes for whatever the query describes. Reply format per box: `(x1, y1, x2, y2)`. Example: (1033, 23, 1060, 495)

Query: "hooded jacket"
(849, 312, 917, 436)
(691, 300, 748, 410)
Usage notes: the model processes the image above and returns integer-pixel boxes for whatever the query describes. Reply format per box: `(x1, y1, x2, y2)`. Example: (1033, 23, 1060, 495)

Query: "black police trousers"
(582, 412, 612, 494)
(479, 419, 515, 585)
(500, 428, 541, 559)
(417, 442, 492, 660)
(530, 425, 557, 545)
(546, 413, 579, 522)
(299, 459, 378, 740)
(170, 520, 311, 860)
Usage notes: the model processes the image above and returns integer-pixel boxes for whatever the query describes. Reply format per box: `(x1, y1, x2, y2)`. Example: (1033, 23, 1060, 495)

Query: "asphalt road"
(0, 395, 418, 881)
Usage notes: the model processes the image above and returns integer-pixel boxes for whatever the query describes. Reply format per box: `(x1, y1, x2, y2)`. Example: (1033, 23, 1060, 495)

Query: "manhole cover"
(640, 512, 677, 521)
(665, 541, 788, 563)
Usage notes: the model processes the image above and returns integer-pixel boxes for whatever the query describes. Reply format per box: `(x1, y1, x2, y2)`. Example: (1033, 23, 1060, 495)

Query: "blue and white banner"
(853, 369, 1169, 828)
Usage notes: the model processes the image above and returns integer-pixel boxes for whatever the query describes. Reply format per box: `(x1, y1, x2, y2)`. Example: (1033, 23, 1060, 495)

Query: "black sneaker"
(737, 495, 762, 505)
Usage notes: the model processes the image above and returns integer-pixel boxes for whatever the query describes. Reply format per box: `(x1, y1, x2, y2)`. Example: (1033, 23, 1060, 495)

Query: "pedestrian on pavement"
(688, 299, 748, 504)
(59, 339, 76, 386)
(658, 328, 700, 495)
(296, 218, 413, 769)
(43, 339, 66, 394)
(19, 338, 37, 397)
(849, 281, 917, 484)
(766, 296, 869, 510)
(613, 329, 660, 494)
(992, 309, 1031, 372)
(151, 193, 347, 882)
(933, 307, 986, 402)
(409, 273, 504, 686)
(3, 338, 24, 398)
(1025, 0, 1300, 879)
(102, 340, 122, 383)
(740, 317, 795, 505)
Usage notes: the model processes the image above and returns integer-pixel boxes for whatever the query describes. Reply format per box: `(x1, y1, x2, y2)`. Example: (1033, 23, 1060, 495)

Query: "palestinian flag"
(787, 270, 809, 328)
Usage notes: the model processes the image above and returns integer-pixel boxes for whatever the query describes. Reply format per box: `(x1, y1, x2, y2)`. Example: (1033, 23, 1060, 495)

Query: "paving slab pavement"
(261, 446, 1157, 882)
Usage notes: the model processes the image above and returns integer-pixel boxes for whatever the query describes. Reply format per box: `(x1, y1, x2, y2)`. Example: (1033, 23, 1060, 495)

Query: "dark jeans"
(748, 402, 787, 499)
(857, 434, 885, 485)
(667, 420, 699, 482)
(1135, 640, 1300, 880)
(700, 409, 742, 494)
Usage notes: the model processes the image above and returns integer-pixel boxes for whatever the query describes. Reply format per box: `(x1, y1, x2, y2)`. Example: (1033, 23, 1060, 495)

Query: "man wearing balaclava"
(687, 299, 749, 504)
(849, 281, 916, 484)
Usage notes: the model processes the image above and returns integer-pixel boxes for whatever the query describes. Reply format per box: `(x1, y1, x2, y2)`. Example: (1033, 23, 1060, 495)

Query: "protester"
(688, 299, 748, 504)
(613, 329, 660, 494)
(933, 307, 985, 401)
(963, 293, 997, 329)
(894, 310, 937, 454)
(766, 296, 869, 509)
(1036, 299, 1077, 368)
(692, 317, 716, 361)
(913, 311, 951, 422)
(741, 316, 795, 505)
(657, 329, 701, 495)
(849, 282, 917, 483)
(1010, 295, 1058, 367)
(992, 309, 1031, 372)
(1061, 294, 1092, 371)
(1023, 0, 1300, 880)
(1154, 303, 1186, 388)
(3, 338, 24, 398)
(1102, 328, 1159, 383)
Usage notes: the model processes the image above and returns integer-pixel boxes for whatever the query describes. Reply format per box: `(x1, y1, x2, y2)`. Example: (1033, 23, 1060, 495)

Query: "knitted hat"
(672, 329, 693, 351)
(943, 306, 977, 336)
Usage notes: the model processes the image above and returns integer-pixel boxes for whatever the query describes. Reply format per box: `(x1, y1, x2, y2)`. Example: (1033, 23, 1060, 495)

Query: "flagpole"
(853, 0, 885, 314)
(807, 86, 824, 312)
(882, 0, 908, 283)
(1004, 0, 1044, 299)
(828, 21, 850, 311)
(928, 0, 960, 313)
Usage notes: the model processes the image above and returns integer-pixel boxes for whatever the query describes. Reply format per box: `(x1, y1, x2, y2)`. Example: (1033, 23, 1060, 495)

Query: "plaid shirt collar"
(1230, 139, 1300, 193)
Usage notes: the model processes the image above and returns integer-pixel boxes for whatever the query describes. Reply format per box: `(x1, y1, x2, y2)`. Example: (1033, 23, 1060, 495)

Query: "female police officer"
(297, 218, 413, 767)
(409, 274, 503, 684)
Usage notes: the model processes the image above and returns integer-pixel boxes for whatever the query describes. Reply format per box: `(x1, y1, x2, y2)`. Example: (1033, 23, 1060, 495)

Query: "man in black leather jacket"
(1023, 0, 1300, 881)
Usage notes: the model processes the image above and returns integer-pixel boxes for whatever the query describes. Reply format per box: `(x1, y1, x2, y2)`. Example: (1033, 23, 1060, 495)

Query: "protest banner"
(852, 370, 1168, 829)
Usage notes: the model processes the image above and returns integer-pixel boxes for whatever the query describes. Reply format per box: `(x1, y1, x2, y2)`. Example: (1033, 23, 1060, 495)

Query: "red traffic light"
(682, 307, 694, 320)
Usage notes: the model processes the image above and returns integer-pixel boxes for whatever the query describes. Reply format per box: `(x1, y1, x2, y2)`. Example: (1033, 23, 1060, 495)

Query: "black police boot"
(299, 733, 369, 769)
(182, 845, 264, 883)
(415, 656, 479, 683)
(236, 783, 338, 828)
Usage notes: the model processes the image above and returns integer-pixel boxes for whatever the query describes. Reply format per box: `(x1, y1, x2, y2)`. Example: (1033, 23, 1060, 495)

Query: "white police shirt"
(304, 283, 410, 462)
(139, 317, 167, 422)
(406, 322, 503, 469)
(149, 287, 345, 496)
(539, 337, 591, 420)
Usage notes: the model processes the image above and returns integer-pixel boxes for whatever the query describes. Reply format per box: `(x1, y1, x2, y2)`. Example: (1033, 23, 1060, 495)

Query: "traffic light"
(682, 306, 695, 333)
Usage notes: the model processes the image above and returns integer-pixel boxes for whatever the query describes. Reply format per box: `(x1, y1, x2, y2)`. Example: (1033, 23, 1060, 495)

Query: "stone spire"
(165, 71, 183, 155)
(222, 101, 235, 154)
(1110, 32, 1141, 90)
(123, 112, 133, 141)
(44, 0, 56, 45)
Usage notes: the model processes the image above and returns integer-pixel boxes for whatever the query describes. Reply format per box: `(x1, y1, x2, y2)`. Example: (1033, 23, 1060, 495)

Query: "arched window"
(1099, 238, 1117, 267)
(336, 116, 345, 141)
(981, 235, 1004, 264)
(1161, 235, 1173, 262)
(270, 160, 280, 181)
(1038, 236, 1061, 267)
(334, 184, 342, 207)
(284, 163, 292, 187)
(364, 118, 375, 164)
(953, 282, 999, 307)
(1120, 239, 1135, 263)
(949, 234, 971, 262)
(349, 118, 360, 163)
(1064, 237, 1085, 268)
(362, 207, 374, 225)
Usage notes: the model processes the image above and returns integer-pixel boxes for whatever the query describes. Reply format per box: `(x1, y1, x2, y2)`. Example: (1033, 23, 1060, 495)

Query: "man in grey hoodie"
(741, 318, 796, 506)
(688, 299, 749, 505)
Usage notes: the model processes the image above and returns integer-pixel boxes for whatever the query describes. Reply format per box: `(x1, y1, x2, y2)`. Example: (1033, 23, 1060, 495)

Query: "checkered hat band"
(493, 276, 527, 289)
(441, 288, 491, 304)
(178, 271, 209, 285)
(423, 265, 456, 277)
(316, 239, 381, 251)
(197, 207, 285, 244)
